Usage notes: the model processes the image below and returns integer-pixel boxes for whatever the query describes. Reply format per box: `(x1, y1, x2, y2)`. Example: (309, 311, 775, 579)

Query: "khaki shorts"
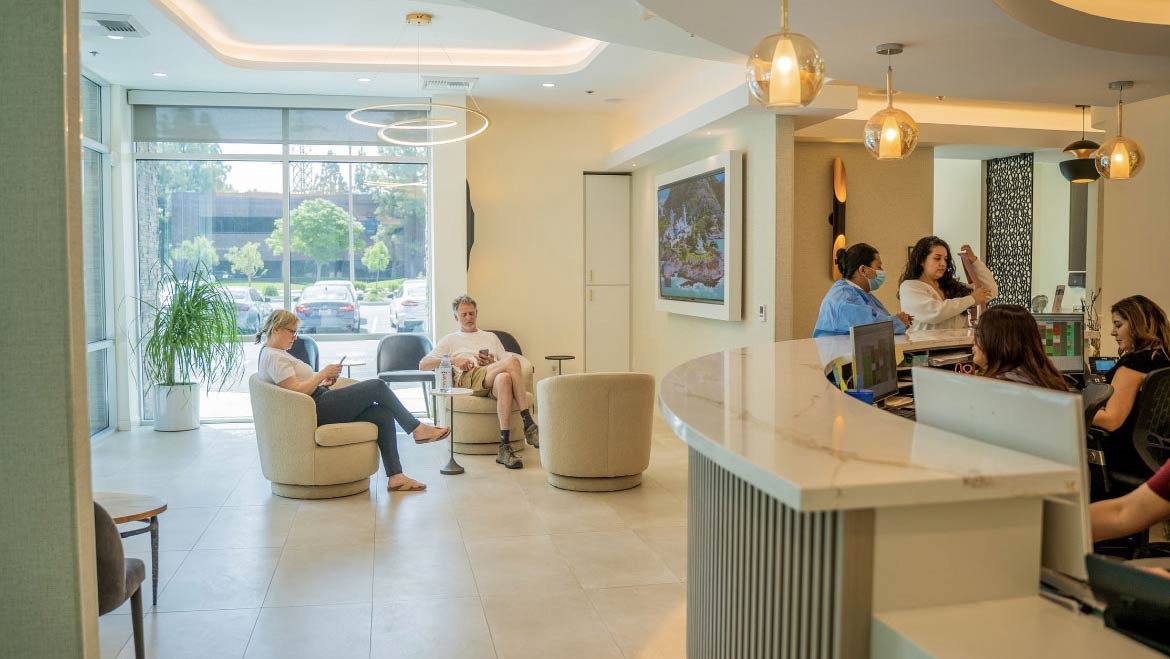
(456, 366, 493, 397)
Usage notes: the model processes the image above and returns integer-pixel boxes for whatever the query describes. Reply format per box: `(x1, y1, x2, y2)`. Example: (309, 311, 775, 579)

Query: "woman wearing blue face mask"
(813, 243, 913, 338)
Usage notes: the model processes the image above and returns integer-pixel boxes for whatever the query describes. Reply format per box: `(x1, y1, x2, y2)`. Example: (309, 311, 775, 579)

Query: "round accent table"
(341, 359, 366, 379)
(94, 492, 168, 605)
(432, 387, 473, 475)
(544, 355, 575, 376)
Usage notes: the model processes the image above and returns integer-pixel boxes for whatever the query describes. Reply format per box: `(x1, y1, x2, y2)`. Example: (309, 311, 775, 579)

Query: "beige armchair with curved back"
(537, 372, 655, 491)
(248, 375, 379, 499)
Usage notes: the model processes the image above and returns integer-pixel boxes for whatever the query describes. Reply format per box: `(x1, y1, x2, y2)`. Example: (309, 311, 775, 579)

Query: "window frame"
(82, 70, 117, 439)
(131, 103, 433, 423)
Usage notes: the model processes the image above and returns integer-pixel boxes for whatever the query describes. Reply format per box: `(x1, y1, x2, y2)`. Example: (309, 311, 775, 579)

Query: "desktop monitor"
(1034, 313, 1086, 373)
(913, 367, 1091, 582)
(850, 319, 897, 402)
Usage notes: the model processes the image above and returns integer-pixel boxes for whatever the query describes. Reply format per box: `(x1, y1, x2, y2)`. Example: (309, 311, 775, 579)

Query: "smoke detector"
(81, 12, 150, 38)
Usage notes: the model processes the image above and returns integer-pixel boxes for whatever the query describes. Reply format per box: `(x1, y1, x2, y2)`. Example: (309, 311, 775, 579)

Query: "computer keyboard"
(886, 406, 917, 421)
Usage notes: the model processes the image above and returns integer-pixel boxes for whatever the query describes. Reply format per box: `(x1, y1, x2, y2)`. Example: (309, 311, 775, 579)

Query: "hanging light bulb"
(863, 43, 918, 160)
(1059, 104, 1100, 184)
(1094, 81, 1145, 181)
(746, 0, 825, 108)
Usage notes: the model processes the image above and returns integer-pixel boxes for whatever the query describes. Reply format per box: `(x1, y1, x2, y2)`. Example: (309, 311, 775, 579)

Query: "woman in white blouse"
(255, 310, 448, 492)
(898, 236, 996, 331)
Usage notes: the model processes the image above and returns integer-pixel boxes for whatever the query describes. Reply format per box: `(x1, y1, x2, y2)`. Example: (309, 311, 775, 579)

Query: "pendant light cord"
(886, 50, 893, 108)
(780, 0, 788, 34)
(1117, 88, 1124, 136)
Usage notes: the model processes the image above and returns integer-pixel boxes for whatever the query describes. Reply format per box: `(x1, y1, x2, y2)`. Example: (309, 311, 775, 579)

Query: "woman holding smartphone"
(255, 310, 448, 492)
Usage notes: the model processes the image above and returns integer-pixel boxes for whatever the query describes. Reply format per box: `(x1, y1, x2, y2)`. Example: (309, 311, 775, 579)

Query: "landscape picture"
(657, 168, 727, 304)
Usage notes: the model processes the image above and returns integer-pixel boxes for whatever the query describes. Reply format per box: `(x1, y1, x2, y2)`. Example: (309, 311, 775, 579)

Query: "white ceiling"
(80, 0, 739, 112)
(634, 0, 1170, 106)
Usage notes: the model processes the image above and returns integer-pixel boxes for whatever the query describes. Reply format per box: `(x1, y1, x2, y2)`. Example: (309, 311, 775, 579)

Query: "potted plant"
(135, 262, 244, 431)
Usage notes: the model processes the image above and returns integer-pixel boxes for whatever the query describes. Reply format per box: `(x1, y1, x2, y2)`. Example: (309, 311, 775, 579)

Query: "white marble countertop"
(659, 331, 1080, 511)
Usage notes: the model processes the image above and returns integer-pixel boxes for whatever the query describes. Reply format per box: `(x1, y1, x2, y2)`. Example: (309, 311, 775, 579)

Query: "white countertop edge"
(659, 394, 1078, 513)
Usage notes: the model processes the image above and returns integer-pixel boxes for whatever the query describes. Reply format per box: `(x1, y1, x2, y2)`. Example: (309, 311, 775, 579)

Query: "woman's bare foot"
(412, 424, 450, 444)
(387, 474, 426, 491)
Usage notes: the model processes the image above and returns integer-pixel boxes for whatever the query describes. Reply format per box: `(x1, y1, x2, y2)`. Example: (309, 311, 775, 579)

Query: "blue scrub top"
(812, 278, 908, 338)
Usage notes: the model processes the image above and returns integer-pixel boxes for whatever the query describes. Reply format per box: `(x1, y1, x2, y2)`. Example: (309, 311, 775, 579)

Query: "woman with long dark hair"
(898, 236, 996, 330)
(972, 304, 1067, 390)
(813, 243, 912, 337)
(1091, 295, 1170, 481)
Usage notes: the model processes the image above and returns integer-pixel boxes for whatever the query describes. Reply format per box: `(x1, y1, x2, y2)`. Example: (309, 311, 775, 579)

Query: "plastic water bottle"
(438, 354, 453, 392)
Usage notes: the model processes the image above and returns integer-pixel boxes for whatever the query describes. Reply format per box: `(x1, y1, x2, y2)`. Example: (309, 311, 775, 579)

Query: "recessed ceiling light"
(152, 72, 168, 78)
(358, 77, 372, 83)
(541, 82, 555, 88)
(107, 35, 125, 40)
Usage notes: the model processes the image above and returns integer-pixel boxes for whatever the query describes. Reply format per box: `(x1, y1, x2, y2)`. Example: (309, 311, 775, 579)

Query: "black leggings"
(314, 380, 421, 476)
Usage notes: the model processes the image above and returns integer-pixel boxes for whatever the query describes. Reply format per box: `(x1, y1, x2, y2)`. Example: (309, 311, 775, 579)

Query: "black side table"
(545, 355, 575, 376)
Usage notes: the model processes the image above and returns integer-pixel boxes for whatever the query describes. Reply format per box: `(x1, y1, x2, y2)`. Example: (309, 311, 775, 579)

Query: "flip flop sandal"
(388, 479, 427, 491)
(414, 427, 451, 445)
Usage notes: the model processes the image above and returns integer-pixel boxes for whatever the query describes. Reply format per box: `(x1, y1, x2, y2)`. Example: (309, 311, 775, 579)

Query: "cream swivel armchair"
(249, 375, 379, 499)
(537, 373, 655, 491)
(435, 353, 535, 454)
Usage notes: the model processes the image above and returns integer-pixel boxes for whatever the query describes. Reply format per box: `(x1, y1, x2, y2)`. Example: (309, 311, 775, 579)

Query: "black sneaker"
(524, 423, 540, 448)
(496, 444, 524, 469)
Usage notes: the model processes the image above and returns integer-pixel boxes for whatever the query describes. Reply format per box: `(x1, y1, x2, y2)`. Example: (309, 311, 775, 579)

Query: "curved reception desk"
(660, 330, 1158, 659)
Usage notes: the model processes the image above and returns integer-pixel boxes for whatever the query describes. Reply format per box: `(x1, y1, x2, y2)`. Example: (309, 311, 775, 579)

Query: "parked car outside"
(295, 283, 360, 333)
(316, 279, 359, 303)
(227, 286, 273, 334)
(390, 278, 429, 333)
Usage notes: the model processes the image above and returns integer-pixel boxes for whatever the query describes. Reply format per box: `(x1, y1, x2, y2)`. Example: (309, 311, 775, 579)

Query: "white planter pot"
(154, 383, 200, 432)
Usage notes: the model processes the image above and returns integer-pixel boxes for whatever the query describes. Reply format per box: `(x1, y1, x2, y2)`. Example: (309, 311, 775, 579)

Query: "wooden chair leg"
(130, 587, 145, 659)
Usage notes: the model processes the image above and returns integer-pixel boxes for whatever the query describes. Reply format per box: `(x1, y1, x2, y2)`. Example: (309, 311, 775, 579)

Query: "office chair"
(376, 334, 435, 418)
(1132, 367, 1170, 475)
(95, 502, 145, 659)
(483, 329, 523, 355)
(288, 336, 320, 370)
(1084, 383, 1115, 494)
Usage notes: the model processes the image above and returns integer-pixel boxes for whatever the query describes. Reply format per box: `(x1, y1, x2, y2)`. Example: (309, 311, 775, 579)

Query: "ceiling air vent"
(81, 12, 150, 38)
(420, 76, 478, 93)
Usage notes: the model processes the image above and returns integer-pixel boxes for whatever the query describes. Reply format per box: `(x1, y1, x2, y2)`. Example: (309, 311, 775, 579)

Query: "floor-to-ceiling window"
(82, 74, 116, 437)
(132, 103, 430, 421)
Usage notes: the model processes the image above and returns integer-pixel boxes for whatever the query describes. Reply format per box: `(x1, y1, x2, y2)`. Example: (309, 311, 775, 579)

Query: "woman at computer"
(813, 243, 913, 338)
(898, 236, 996, 331)
(1089, 295, 1170, 480)
(971, 304, 1068, 390)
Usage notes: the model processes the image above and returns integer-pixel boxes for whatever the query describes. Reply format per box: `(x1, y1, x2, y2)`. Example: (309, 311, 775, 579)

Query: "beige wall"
(630, 113, 784, 381)
(465, 103, 615, 379)
(933, 158, 983, 253)
(1100, 92, 1170, 356)
(792, 143, 936, 337)
(0, 0, 99, 656)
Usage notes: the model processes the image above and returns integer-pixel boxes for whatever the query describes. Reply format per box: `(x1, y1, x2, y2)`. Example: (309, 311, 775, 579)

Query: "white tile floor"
(92, 415, 689, 659)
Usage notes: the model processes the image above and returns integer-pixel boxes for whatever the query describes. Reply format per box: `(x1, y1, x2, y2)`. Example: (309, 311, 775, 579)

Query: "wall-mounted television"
(654, 151, 742, 321)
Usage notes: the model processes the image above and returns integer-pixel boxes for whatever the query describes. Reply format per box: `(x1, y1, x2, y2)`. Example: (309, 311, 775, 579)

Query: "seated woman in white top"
(897, 236, 996, 331)
(256, 310, 448, 492)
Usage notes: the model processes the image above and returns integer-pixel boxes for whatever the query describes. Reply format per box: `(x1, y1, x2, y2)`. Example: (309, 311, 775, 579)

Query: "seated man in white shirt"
(420, 294, 538, 469)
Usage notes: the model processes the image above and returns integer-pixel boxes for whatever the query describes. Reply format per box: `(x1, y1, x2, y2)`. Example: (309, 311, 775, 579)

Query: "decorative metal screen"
(984, 153, 1033, 306)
